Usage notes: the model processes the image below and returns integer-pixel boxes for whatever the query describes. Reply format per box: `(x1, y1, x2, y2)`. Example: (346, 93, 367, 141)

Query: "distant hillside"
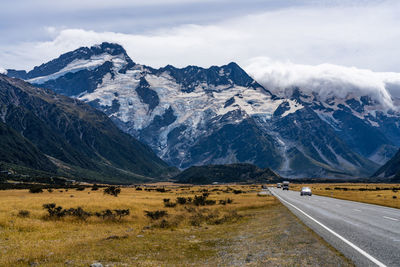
(174, 163, 280, 184)
(0, 121, 56, 173)
(373, 149, 400, 181)
(0, 74, 176, 184)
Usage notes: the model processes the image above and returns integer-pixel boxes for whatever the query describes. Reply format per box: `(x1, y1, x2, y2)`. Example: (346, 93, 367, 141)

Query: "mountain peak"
(226, 61, 240, 69)
(89, 42, 128, 57)
(7, 42, 133, 80)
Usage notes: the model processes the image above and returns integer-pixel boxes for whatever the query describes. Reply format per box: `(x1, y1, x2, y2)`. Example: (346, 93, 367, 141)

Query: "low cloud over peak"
(245, 57, 400, 110)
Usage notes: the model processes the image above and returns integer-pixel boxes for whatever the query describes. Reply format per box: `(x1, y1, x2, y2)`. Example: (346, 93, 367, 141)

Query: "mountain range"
(6, 42, 400, 179)
(0, 74, 174, 184)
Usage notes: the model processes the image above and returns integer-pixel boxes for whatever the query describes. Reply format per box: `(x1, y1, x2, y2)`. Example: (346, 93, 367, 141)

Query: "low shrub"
(94, 209, 130, 220)
(156, 188, 167, 193)
(164, 202, 177, 208)
(145, 210, 168, 220)
(193, 195, 207, 206)
(96, 209, 130, 220)
(91, 184, 99, 191)
(95, 209, 113, 220)
(114, 209, 130, 220)
(29, 187, 43, 193)
(43, 203, 130, 221)
(176, 197, 187, 205)
(43, 203, 65, 218)
(104, 186, 121, 197)
(205, 199, 216, 205)
(64, 207, 91, 220)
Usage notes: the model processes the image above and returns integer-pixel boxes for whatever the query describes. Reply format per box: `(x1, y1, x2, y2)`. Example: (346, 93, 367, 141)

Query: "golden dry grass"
(0, 184, 352, 266)
(289, 183, 400, 209)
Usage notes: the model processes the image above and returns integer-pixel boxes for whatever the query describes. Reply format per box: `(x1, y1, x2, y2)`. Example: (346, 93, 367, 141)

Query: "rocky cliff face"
(8, 42, 400, 178)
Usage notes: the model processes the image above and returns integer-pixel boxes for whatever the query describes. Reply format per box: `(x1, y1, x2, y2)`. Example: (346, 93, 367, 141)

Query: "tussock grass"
(290, 183, 400, 209)
(0, 185, 267, 266)
(0, 184, 352, 266)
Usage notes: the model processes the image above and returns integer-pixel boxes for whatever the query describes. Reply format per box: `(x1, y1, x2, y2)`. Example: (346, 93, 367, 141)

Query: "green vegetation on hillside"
(174, 163, 280, 184)
(0, 121, 56, 172)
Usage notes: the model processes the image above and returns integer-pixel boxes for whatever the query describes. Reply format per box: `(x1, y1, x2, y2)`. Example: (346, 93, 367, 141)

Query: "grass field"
(0, 185, 352, 266)
(289, 183, 400, 209)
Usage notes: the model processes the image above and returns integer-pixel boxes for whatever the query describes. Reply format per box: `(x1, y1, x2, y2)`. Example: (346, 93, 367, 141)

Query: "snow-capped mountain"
(7, 43, 400, 178)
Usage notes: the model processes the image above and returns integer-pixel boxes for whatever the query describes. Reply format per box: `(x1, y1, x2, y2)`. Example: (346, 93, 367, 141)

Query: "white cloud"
(245, 57, 400, 110)
(1, 1, 400, 72)
(0, 67, 7, 75)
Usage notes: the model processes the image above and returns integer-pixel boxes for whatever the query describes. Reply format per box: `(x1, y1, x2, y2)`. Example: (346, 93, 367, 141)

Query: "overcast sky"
(1, 0, 400, 72)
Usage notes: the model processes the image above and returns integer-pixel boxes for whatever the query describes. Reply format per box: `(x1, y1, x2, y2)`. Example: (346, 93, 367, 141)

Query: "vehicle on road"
(300, 187, 312, 196)
(282, 181, 289, 190)
(277, 183, 282, 188)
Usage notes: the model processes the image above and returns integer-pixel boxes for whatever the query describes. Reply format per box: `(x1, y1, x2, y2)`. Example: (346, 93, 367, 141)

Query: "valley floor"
(0, 186, 352, 266)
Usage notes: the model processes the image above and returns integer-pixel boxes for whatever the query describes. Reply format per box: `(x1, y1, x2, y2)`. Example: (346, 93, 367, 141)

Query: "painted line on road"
(271, 191, 387, 267)
(353, 209, 362, 212)
(383, 216, 399, 221)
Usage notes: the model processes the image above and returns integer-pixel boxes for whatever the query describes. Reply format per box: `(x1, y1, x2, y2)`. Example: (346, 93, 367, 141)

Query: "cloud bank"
(245, 57, 400, 110)
(1, 1, 400, 72)
(0, 68, 7, 75)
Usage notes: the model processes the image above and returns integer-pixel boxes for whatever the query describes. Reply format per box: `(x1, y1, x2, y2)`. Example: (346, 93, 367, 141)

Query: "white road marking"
(271, 190, 387, 267)
(353, 209, 362, 212)
(383, 216, 399, 221)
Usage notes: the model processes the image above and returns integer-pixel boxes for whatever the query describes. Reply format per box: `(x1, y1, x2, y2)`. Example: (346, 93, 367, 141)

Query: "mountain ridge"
(6, 42, 400, 179)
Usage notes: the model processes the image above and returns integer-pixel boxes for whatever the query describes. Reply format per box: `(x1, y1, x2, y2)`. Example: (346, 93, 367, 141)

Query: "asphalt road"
(270, 188, 400, 267)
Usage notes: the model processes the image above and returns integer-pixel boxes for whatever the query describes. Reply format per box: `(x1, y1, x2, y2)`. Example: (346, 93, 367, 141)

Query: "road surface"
(270, 188, 400, 267)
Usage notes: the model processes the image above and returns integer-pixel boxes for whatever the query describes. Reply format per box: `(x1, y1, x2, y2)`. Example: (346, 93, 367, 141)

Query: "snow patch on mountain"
(28, 53, 128, 84)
